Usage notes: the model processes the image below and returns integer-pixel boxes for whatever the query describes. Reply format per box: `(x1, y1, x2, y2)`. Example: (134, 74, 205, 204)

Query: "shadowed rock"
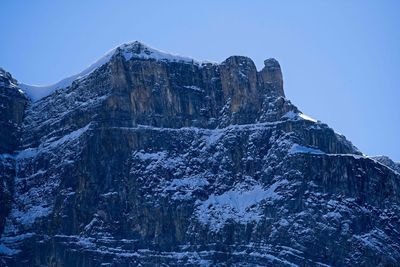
(0, 42, 399, 267)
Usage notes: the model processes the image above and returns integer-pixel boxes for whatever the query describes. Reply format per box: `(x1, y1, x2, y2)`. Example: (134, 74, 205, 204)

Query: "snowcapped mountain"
(19, 41, 205, 101)
(0, 41, 399, 266)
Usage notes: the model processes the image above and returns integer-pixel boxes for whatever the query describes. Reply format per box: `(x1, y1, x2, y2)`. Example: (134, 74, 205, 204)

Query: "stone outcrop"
(0, 68, 28, 244)
(0, 42, 399, 266)
(0, 68, 27, 153)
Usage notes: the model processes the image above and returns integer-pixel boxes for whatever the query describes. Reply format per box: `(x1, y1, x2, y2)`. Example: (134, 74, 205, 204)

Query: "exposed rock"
(0, 42, 399, 266)
(259, 58, 284, 97)
(0, 68, 28, 242)
(372, 155, 400, 174)
(0, 68, 27, 153)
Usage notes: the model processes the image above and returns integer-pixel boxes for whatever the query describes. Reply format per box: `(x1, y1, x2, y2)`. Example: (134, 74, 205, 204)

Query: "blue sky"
(1, 0, 399, 160)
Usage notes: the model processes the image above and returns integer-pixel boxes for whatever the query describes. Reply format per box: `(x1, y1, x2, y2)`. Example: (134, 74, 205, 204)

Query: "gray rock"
(372, 155, 400, 174)
(0, 68, 27, 153)
(0, 68, 27, 241)
(0, 42, 399, 266)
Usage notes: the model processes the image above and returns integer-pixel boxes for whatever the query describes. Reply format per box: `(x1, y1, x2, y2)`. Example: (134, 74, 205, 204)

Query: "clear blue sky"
(1, 0, 399, 161)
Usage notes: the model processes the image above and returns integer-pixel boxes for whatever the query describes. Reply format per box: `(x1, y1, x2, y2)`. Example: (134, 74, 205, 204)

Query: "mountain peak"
(2, 41, 400, 267)
(114, 40, 201, 64)
(0, 67, 18, 89)
(19, 42, 206, 101)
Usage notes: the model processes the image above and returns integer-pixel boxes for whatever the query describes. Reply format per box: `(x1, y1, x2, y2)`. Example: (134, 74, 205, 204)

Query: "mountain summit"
(20, 41, 203, 101)
(0, 43, 399, 266)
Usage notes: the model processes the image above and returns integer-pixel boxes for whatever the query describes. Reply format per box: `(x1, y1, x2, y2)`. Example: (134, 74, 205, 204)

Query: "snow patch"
(282, 111, 298, 120)
(13, 206, 51, 226)
(165, 177, 209, 200)
(17, 123, 91, 159)
(289, 144, 324, 155)
(196, 179, 287, 231)
(183, 85, 204, 92)
(135, 151, 167, 161)
(19, 50, 113, 101)
(299, 113, 317, 122)
(120, 42, 201, 64)
(202, 130, 224, 146)
(282, 111, 317, 123)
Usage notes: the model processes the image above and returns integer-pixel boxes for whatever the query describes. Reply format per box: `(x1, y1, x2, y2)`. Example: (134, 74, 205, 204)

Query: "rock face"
(0, 41, 399, 266)
(0, 69, 27, 154)
(0, 69, 27, 245)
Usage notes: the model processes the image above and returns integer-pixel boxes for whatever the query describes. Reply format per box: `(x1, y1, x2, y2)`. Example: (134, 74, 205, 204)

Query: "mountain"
(372, 156, 400, 174)
(0, 41, 399, 266)
(19, 42, 204, 101)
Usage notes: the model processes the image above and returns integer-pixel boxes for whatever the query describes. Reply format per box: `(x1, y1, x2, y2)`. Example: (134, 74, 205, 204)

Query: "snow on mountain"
(0, 68, 24, 95)
(19, 41, 206, 101)
(371, 155, 400, 174)
(2, 42, 399, 266)
(282, 110, 318, 123)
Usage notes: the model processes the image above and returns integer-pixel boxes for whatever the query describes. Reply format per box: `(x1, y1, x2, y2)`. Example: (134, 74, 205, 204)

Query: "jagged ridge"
(19, 41, 207, 101)
(0, 43, 399, 267)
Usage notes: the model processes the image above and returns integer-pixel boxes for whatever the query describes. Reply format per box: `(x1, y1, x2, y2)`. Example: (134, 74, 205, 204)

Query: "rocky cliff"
(0, 68, 28, 245)
(0, 42, 399, 266)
